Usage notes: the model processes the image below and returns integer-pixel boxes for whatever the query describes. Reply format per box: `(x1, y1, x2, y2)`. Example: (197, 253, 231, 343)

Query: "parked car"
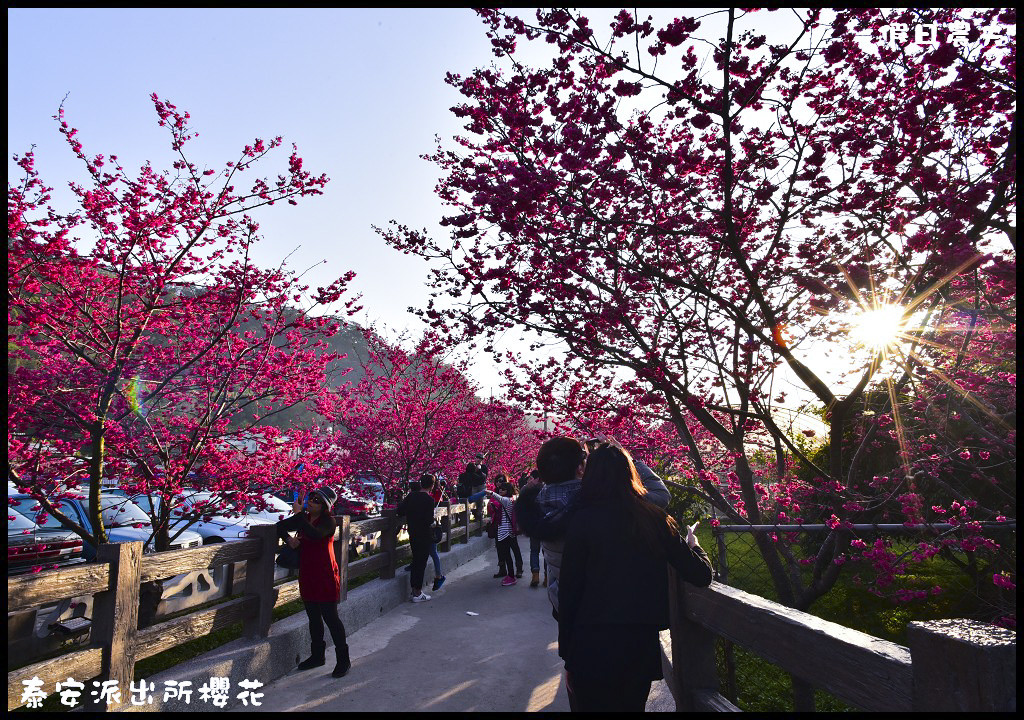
(239, 493, 295, 524)
(334, 487, 378, 519)
(351, 476, 385, 514)
(107, 489, 275, 544)
(8, 490, 203, 560)
(268, 486, 379, 519)
(7, 506, 87, 575)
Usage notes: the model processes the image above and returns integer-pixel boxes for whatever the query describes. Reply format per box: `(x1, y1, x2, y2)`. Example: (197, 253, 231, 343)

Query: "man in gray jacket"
(515, 436, 670, 619)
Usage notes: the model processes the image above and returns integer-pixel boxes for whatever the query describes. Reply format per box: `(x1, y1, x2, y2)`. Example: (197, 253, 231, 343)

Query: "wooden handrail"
(12, 497, 1012, 712)
(6, 499, 490, 711)
(8, 563, 112, 613)
(666, 571, 1016, 712)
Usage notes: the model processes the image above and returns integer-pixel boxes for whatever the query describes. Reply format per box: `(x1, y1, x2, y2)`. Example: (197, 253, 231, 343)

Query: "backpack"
(456, 471, 472, 498)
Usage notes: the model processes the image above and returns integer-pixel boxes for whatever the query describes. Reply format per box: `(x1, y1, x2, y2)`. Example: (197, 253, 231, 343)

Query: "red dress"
(279, 512, 340, 603)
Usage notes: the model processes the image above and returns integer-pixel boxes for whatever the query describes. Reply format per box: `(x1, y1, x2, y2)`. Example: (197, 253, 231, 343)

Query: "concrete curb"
(119, 534, 493, 712)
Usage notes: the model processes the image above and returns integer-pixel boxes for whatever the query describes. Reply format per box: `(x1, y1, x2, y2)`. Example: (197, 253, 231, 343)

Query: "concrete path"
(241, 550, 674, 712)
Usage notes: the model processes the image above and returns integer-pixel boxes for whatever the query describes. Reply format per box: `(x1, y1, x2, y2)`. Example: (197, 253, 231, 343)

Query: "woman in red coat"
(276, 486, 350, 678)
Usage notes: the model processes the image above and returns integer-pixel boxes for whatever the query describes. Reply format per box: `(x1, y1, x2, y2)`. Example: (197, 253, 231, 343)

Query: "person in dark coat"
(397, 474, 439, 602)
(557, 443, 713, 712)
(276, 486, 351, 678)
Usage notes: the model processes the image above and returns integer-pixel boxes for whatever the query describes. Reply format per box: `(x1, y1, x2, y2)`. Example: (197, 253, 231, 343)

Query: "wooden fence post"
(337, 515, 351, 602)
(474, 497, 485, 537)
(86, 541, 143, 712)
(440, 501, 452, 553)
(907, 618, 1016, 711)
(461, 501, 470, 543)
(380, 509, 398, 579)
(667, 570, 723, 711)
(242, 525, 277, 638)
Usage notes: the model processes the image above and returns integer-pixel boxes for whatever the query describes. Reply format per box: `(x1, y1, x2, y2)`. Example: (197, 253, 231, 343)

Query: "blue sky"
(6, 7, 838, 426)
(8, 7, 503, 378)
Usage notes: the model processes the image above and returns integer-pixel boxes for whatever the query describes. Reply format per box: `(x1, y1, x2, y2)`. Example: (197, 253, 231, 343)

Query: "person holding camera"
(276, 486, 351, 678)
(456, 456, 487, 497)
(457, 455, 489, 527)
(481, 479, 523, 585)
(557, 443, 712, 712)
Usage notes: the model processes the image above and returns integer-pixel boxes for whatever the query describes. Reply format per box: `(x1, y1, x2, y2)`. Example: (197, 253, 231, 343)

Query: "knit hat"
(310, 486, 338, 509)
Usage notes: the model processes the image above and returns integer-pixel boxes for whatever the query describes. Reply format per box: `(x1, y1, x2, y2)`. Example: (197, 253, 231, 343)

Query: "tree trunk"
(88, 427, 108, 545)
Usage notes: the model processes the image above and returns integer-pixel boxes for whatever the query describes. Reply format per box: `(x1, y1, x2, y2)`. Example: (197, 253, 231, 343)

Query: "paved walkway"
(240, 551, 673, 712)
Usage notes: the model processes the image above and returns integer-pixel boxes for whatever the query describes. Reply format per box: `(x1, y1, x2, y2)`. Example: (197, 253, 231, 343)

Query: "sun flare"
(848, 304, 907, 351)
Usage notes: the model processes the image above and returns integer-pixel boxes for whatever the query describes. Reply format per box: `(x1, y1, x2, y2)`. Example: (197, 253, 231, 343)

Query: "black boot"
(332, 644, 352, 678)
(298, 640, 326, 671)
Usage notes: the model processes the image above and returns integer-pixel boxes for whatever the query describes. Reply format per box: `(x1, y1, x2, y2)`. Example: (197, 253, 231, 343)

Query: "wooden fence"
(7, 498, 488, 712)
(665, 572, 1016, 712)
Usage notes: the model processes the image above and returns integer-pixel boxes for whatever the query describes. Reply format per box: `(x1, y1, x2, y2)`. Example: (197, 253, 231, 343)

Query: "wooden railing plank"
(684, 582, 913, 711)
(138, 538, 261, 582)
(350, 517, 389, 536)
(7, 563, 111, 613)
(349, 552, 390, 578)
(135, 595, 258, 661)
(693, 690, 742, 712)
(7, 647, 103, 711)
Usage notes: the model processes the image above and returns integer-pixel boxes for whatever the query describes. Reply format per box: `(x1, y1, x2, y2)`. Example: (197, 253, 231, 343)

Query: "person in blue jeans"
(403, 537, 445, 589)
(404, 474, 447, 591)
(519, 469, 544, 587)
(427, 535, 445, 591)
(529, 535, 543, 587)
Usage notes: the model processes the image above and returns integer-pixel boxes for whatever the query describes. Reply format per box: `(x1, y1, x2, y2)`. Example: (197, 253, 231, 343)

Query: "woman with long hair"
(557, 443, 712, 712)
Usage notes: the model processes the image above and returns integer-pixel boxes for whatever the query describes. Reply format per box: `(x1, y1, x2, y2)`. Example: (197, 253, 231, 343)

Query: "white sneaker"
(411, 592, 432, 603)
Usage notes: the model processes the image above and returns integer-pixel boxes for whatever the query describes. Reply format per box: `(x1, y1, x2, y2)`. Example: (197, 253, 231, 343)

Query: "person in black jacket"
(397, 474, 439, 603)
(557, 443, 713, 712)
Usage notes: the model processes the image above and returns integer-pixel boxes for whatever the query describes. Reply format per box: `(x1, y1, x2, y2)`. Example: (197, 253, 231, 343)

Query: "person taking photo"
(276, 486, 351, 678)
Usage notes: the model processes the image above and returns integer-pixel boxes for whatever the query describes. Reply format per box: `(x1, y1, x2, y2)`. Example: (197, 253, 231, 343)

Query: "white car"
(239, 493, 295, 524)
(10, 490, 203, 558)
(112, 490, 276, 544)
(351, 478, 385, 515)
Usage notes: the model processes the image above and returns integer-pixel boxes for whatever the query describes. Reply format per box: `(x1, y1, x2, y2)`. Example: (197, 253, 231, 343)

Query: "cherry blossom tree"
(319, 329, 539, 503)
(8, 94, 361, 553)
(380, 6, 1016, 623)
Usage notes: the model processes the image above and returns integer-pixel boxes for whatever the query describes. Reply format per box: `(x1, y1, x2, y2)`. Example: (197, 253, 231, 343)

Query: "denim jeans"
(529, 535, 541, 573)
(429, 542, 441, 577)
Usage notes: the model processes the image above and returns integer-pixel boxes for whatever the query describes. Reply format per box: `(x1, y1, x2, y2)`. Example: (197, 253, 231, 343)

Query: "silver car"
(7, 506, 87, 575)
(9, 491, 203, 559)
(110, 490, 276, 544)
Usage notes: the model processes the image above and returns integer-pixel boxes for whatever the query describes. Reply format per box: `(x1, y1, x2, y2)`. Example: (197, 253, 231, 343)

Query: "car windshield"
(23, 499, 81, 530)
(101, 496, 152, 527)
(245, 494, 292, 515)
(354, 481, 383, 497)
(8, 507, 36, 530)
(128, 494, 157, 514)
(181, 492, 240, 517)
